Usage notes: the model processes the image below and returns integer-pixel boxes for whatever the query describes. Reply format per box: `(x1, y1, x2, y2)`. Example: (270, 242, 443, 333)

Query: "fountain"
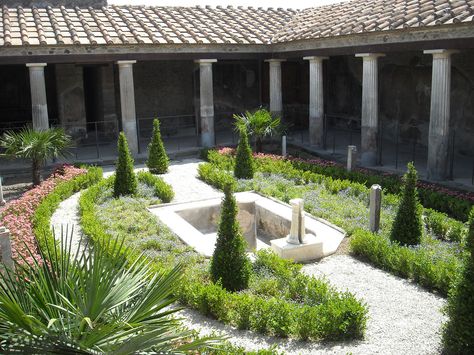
(270, 198, 323, 262)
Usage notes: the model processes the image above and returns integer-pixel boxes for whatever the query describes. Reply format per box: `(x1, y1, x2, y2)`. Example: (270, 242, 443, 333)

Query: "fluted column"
(424, 49, 458, 181)
(355, 53, 385, 166)
(117, 60, 138, 155)
(304, 56, 328, 147)
(265, 59, 285, 117)
(195, 59, 217, 147)
(26, 63, 49, 131)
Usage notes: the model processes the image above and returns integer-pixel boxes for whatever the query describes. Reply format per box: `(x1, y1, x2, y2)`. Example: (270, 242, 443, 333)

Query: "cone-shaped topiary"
(234, 128, 254, 179)
(443, 207, 474, 353)
(211, 183, 251, 291)
(114, 132, 137, 197)
(390, 162, 423, 246)
(146, 119, 169, 174)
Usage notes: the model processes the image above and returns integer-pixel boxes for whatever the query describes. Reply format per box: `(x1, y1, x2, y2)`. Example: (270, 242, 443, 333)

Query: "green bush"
(443, 208, 474, 353)
(136, 170, 174, 203)
(146, 119, 169, 174)
(390, 163, 423, 246)
(234, 129, 254, 179)
(211, 184, 251, 291)
(114, 132, 137, 197)
(425, 209, 466, 243)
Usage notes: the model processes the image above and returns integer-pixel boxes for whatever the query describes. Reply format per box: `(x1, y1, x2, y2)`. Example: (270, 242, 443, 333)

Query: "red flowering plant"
(0, 165, 86, 265)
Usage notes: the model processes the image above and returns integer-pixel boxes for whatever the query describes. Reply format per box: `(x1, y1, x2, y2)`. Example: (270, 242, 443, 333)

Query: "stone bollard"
(282, 135, 287, 157)
(287, 198, 306, 244)
(0, 226, 14, 272)
(369, 184, 382, 232)
(0, 177, 5, 206)
(347, 145, 358, 171)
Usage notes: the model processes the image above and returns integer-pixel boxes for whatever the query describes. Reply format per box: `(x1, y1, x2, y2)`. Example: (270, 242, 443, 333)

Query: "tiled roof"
(273, 0, 474, 43)
(0, 5, 296, 46)
(0, 0, 473, 47)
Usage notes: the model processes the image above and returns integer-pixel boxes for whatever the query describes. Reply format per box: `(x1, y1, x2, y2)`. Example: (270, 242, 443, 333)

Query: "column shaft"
(425, 50, 456, 181)
(196, 59, 216, 148)
(356, 53, 384, 166)
(117, 60, 138, 155)
(304, 56, 327, 147)
(26, 63, 49, 131)
(266, 59, 285, 117)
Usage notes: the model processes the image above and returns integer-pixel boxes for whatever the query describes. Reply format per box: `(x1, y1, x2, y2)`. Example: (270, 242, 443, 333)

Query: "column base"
(201, 131, 215, 148)
(122, 120, 138, 155)
(427, 134, 449, 181)
(361, 151, 377, 166)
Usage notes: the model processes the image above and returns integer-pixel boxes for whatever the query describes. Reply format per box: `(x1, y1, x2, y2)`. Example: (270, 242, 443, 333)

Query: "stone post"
(0, 177, 5, 205)
(117, 60, 138, 155)
(282, 135, 287, 157)
(26, 63, 49, 131)
(195, 59, 217, 147)
(355, 53, 385, 166)
(287, 198, 306, 245)
(347, 145, 358, 171)
(265, 59, 285, 118)
(0, 226, 14, 272)
(369, 184, 382, 232)
(304, 56, 328, 147)
(424, 49, 458, 181)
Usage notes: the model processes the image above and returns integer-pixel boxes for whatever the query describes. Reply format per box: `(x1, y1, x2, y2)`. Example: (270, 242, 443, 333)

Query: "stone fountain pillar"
(271, 198, 322, 262)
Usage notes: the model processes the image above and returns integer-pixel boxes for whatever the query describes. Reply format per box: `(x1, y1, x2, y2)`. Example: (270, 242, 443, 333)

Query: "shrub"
(210, 184, 251, 291)
(234, 129, 254, 179)
(443, 207, 474, 353)
(136, 170, 174, 203)
(390, 163, 423, 246)
(146, 119, 169, 174)
(424, 209, 466, 243)
(114, 132, 137, 197)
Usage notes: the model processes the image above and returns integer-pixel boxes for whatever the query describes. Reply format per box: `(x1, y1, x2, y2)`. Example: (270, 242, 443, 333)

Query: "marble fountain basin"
(148, 192, 345, 262)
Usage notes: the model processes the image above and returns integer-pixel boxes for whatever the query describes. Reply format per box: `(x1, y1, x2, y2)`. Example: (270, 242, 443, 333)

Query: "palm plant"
(234, 108, 281, 153)
(0, 228, 219, 353)
(0, 127, 72, 186)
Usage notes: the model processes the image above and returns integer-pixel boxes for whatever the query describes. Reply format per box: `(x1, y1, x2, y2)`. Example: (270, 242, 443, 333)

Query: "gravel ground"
(50, 159, 447, 354)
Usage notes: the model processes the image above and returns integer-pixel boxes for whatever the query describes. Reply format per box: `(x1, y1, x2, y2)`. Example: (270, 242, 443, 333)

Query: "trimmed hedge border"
(136, 170, 174, 203)
(79, 177, 368, 341)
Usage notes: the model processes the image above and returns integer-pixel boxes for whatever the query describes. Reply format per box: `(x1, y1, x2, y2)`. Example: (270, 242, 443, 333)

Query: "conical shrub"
(389, 162, 423, 246)
(211, 183, 251, 291)
(114, 132, 137, 197)
(146, 119, 169, 174)
(443, 207, 474, 353)
(234, 128, 254, 179)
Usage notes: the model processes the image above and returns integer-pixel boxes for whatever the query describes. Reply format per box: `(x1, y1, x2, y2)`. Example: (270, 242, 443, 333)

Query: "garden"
(0, 110, 473, 354)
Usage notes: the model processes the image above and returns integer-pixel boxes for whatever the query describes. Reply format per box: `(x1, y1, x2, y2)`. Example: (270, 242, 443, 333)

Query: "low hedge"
(136, 170, 174, 203)
(208, 148, 474, 221)
(349, 229, 461, 296)
(79, 178, 368, 341)
(33, 166, 103, 252)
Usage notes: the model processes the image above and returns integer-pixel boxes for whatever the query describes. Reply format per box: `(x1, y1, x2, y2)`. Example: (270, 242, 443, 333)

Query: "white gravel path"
(51, 159, 447, 354)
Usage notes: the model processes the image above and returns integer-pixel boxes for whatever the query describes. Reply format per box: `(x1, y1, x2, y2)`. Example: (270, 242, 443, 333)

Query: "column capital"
(355, 53, 385, 59)
(26, 63, 47, 68)
(303, 56, 328, 62)
(424, 49, 459, 59)
(116, 60, 136, 66)
(195, 59, 217, 64)
(265, 59, 286, 63)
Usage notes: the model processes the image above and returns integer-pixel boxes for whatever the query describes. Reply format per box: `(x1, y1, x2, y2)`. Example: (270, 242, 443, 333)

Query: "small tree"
(443, 207, 474, 353)
(0, 127, 71, 186)
(146, 119, 169, 174)
(389, 162, 423, 246)
(211, 183, 251, 291)
(114, 132, 137, 197)
(234, 128, 254, 179)
(234, 108, 280, 153)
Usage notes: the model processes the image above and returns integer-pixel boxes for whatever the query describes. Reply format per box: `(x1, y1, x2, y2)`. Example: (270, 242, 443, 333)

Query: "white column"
(355, 53, 385, 166)
(304, 56, 328, 147)
(265, 59, 285, 117)
(26, 63, 49, 131)
(424, 49, 458, 181)
(195, 59, 217, 147)
(117, 60, 138, 155)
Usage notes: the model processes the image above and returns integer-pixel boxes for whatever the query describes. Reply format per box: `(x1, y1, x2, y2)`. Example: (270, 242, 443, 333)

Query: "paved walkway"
(50, 159, 446, 354)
